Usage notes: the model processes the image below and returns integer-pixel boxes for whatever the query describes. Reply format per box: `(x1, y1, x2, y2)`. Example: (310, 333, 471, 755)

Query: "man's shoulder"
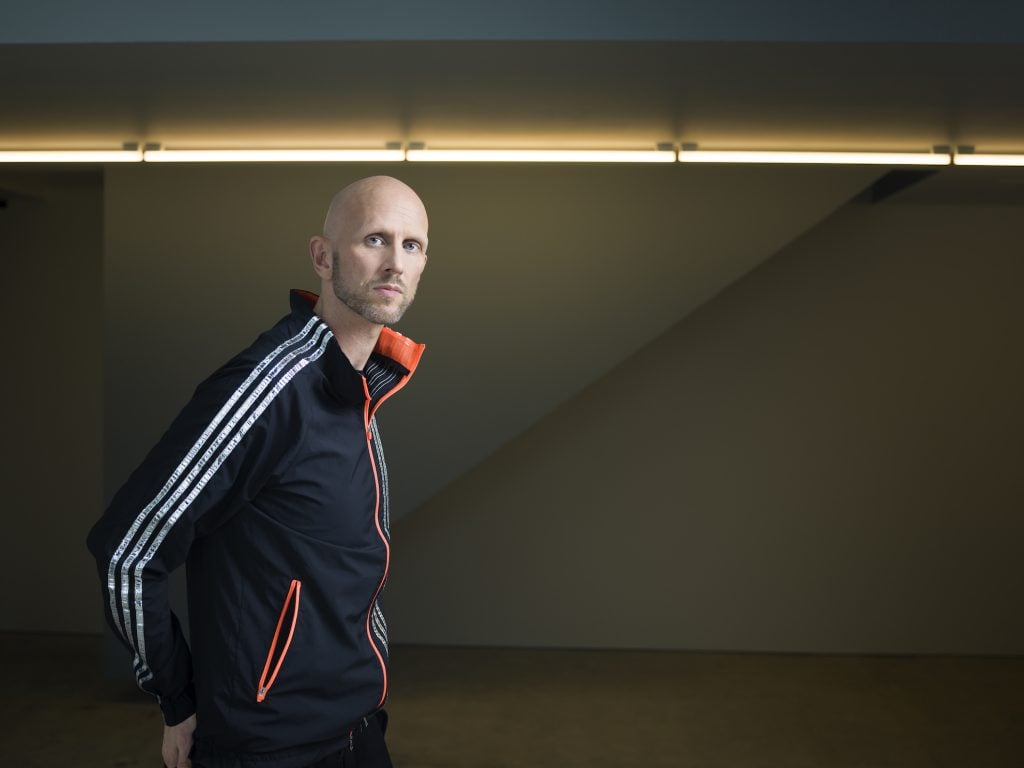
(195, 311, 330, 409)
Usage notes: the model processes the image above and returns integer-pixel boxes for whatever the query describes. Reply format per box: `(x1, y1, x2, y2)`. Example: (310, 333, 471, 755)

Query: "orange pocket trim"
(256, 579, 301, 702)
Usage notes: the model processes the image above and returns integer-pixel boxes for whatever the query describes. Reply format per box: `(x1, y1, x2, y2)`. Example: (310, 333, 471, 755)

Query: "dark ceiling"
(2, 41, 1023, 153)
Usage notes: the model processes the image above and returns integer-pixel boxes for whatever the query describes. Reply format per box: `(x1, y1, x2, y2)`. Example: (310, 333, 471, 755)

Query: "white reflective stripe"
(134, 331, 333, 684)
(123, 323, 329, 667)
(364, 359, 398, 401)
(373, 372, 398, 399)
(366, 365, 389, 389)
(372, 601, 388, 654)
(370, 419, 390, 538)
(136, 328, 333, 685)
(105, 316, 321, 643)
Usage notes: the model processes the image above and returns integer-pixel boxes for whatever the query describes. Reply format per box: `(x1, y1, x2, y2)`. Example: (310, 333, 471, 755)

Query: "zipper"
(361, 376, 396, 708)
(256, 579, 302, 702)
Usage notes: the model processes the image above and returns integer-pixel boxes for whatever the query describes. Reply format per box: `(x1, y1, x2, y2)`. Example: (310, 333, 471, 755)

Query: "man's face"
(329, 186, 429, 326)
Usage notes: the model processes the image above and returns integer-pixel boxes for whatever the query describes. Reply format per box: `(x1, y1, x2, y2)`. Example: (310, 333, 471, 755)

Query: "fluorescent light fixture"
(14, 146, 1012, 167)
(406, 149, 676, 163)
(142, 149, 405, 162)
(0, 150, 142, 163)
(953, 153, 1024, 167)
(677, 150, 951, 166)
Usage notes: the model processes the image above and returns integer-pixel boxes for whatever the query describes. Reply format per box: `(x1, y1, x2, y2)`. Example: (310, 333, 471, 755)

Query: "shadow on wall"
(388, 200, 1024, 655)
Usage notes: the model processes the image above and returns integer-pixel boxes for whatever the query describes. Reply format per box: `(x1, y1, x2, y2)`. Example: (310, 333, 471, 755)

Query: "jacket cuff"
(160, 683, 197, 726)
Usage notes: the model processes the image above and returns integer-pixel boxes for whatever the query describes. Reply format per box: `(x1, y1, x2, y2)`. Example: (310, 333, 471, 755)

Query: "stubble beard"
(331, 252, 415, 326)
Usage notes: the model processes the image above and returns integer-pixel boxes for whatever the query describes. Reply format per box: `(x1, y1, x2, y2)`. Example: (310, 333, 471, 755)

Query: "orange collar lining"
(295, 290, 424, 373)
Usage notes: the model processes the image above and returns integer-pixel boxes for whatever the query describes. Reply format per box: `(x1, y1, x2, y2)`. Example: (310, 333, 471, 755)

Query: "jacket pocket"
(256, 579, 302, 702)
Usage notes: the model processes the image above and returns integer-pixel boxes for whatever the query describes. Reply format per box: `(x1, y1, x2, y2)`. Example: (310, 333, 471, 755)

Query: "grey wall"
(102, 164, 324, 495)
(386, 200, 1024, 655)
(102, 162, 871, 518)
(13, 163, 1022, 657)
(0, 172, 103, 633)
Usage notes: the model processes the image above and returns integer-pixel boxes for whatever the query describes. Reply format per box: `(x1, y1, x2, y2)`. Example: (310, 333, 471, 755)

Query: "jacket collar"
(289, 289, 425, 405)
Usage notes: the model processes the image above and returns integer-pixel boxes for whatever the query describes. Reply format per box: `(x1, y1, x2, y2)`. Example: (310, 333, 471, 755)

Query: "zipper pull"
(349, 729, 355, 752)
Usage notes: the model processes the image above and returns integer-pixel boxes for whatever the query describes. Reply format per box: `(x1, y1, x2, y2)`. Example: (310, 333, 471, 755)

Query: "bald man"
(88, 177, 429, 768)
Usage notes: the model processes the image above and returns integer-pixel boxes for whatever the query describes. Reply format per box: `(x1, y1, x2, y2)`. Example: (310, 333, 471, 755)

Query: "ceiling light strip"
(11, 147, 1021, 166)
(142, 149, 406, 162)
(678, 150, 951, 166)
(0, 150, 143, 163)
(405, 149, 676, 163)
(952, 153, 1024, 167)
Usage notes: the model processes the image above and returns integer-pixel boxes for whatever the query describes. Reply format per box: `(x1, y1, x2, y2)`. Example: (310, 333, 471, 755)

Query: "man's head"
(309, 176, 429, 327)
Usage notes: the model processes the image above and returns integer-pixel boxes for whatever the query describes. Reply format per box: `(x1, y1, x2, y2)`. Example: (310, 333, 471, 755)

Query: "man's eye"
(403, 242, 421, 252)
(366, 235, 384, 246)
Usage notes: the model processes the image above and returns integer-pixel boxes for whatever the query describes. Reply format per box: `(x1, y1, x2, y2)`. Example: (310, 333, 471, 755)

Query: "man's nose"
(382, 243, 406, 273)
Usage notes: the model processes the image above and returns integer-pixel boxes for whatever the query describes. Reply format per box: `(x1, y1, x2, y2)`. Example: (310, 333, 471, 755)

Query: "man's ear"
(309, 236, 332, 280)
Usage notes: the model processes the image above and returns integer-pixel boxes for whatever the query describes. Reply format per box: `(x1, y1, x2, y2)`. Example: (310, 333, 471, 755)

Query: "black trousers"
(193, 711, 393, 768)
(303, 710, 393, 768)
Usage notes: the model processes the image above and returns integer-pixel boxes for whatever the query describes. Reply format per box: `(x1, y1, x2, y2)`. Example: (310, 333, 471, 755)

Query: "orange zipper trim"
(256, 579, 302, 702)
(361, 378, 393, 708)
(360, 356, 418, 706)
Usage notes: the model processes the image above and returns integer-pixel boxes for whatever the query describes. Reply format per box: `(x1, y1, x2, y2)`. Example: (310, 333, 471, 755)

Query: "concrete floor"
(2, 633, 1022, 767)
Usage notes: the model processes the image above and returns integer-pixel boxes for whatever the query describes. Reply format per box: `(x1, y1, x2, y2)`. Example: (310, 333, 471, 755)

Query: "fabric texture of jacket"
(87, 290, 424, 767)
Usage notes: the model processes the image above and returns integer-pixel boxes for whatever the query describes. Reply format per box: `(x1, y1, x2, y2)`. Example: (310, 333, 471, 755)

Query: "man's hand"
(162, 713, 197, 768)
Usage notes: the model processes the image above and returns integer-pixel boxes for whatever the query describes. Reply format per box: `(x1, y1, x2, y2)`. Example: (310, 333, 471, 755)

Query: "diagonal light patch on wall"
(381, 163, 881, 519)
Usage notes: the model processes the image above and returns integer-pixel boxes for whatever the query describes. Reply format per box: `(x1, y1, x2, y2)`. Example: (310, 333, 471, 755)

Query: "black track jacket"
(87, 290, 424, 766)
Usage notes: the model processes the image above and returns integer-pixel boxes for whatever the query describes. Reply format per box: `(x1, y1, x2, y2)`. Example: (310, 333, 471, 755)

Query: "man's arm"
(86, 357, 299, 727)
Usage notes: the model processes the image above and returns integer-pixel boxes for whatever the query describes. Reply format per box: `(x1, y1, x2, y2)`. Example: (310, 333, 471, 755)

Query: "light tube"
(952, 153, 1024, 167)
(9, 147, 1009, 167)
(677, 150, 951, 166)
(142, 149, 406, 163)
(0, 150, 142, 163)
(405, 149, 676, 163)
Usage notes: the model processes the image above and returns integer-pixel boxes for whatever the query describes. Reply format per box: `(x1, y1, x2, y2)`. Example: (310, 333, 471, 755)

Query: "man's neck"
(312, 297, 382, 372)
